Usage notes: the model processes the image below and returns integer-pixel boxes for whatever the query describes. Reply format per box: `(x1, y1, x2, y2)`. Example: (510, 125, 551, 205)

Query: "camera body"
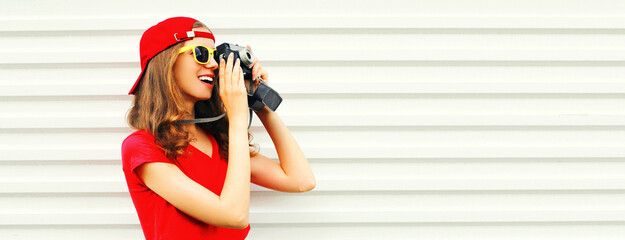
(215, 43, 256, 80)
(215, 43, 282, 112)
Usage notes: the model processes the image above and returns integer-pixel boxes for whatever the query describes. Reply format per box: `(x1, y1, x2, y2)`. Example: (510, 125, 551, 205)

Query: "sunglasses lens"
(194, 46, 209, 63)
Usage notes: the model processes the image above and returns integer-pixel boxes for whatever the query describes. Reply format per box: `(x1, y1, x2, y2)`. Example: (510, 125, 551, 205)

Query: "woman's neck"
(183, 99, 198, 134)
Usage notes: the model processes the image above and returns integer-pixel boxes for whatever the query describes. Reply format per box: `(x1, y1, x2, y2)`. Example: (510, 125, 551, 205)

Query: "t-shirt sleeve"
(121, 131, 174, 174)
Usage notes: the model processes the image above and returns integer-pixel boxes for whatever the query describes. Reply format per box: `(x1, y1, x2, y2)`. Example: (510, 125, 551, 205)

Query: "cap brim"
(128, 73, 143, 95)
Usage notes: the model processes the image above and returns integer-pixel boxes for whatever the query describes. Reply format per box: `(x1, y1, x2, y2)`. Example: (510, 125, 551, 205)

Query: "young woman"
(121, 16, 315, 239)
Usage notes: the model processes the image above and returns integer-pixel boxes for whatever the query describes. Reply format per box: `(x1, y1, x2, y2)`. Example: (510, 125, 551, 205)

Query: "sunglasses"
(178, 45, 217, 64)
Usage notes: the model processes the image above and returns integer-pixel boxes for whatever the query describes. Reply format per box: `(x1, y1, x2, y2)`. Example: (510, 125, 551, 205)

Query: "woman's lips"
(198, 75, 214, 84)
(198, 75, 214, 91)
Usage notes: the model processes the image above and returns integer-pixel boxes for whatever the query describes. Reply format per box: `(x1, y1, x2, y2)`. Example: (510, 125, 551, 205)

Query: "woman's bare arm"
(136, 157, 249, 229)
(250, 107, 316, 192)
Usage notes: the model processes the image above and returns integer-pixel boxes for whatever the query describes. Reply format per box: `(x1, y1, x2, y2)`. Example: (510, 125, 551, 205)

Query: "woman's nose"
(203, 57, 218, 69)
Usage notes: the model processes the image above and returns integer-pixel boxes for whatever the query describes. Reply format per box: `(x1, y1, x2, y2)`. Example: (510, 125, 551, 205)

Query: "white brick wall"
(1, 0, 625, 239)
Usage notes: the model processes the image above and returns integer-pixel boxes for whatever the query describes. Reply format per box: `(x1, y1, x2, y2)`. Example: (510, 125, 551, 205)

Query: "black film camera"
(215, 43, 282, 112)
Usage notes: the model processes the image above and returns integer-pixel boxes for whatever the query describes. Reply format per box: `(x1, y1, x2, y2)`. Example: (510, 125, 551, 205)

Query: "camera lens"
(239, 48, 256, 67)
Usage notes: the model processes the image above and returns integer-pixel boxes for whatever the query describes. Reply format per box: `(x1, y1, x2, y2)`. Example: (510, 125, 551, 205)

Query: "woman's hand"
(247, 45, 268, 86)
(246, 45, 272, 114)
(219, 53, 249, 125)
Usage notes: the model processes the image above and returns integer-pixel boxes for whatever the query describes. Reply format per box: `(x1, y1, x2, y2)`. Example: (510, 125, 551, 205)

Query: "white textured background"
(1, 0, 625, 239)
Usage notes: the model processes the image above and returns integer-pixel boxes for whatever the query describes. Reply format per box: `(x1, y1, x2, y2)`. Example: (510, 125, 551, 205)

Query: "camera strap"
(176, 113, 226, 124)
(177, 76, 265, 128)
(245, 76, 263, 129)
(248, 109, 253, 129)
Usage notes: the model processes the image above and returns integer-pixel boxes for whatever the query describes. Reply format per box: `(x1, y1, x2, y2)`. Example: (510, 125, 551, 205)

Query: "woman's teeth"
(199, 76, 213, 83)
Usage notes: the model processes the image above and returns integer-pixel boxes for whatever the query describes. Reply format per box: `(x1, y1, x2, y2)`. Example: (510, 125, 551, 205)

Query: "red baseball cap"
(129, 16, 215, 95)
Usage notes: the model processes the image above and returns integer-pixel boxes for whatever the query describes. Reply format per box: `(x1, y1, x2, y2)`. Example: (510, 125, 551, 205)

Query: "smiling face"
(173, 27, 219, 107)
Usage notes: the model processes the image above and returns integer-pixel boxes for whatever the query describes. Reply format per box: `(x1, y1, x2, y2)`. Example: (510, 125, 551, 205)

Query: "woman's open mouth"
(199, 75, 214, 85)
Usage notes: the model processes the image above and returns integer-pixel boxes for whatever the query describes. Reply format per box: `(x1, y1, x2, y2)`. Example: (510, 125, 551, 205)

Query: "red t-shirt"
(121, 130, 250, 240)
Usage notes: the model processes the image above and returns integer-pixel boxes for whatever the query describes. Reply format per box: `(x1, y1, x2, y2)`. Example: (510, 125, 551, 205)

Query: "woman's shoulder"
(121, 130, 174, 173)
(123, 129, 153, 142)
(122, 130, 158, 153)
(121, 129, 173, 164)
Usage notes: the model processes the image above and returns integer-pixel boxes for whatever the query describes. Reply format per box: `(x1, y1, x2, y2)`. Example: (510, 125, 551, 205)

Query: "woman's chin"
(198, 92, 213, 100)
(195, 94, 212, 101)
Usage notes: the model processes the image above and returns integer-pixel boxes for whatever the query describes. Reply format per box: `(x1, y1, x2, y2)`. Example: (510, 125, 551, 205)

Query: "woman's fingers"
(218, 57, 225, 94)
(246, 45, 257, 80)
(249, 59, 268, 87)
(218, 52, 249, 120)
(246, 45, 261, 81)
(253, 62, 268, 86)
(225, 53, 234, 86)
(219, 53, 236, 98)
(251, 59, 260, 81)
(219, 53, 246, 92)
(233, 58, 242, 89)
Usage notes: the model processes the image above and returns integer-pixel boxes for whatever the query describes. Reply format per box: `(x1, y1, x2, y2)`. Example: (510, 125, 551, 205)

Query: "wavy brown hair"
(128, 21, 258, 160)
